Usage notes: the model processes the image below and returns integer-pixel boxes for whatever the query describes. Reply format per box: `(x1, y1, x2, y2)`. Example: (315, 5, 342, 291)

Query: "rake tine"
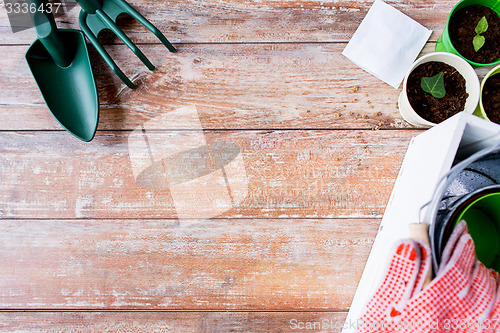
(95, 8, 155, 70)
(114, 0, 176, 53)
(79, 11, 135, 88)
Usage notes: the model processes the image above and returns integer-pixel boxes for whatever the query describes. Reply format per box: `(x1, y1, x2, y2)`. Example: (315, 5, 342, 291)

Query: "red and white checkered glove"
(358, 221, 499, 333)
(357, 239, 424, 332)
(399, 225, 498, 333)
(480, 268, 500, 333)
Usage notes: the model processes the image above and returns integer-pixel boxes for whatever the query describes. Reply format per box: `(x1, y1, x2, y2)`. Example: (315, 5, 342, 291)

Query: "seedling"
(473, 16, 488, 52)
(421, 72, 446, 98)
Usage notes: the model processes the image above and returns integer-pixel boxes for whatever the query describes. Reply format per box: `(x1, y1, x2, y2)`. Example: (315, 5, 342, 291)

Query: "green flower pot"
(453, 192, 500, 272)
(473, 64, 500, 120)
(436, 0, 500, 67)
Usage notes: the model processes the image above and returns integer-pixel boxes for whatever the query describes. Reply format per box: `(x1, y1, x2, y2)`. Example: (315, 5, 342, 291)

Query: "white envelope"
(342, 0, 432, 88)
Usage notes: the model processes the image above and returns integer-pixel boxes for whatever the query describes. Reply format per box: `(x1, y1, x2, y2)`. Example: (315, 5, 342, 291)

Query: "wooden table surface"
(0, 0, 493, 331)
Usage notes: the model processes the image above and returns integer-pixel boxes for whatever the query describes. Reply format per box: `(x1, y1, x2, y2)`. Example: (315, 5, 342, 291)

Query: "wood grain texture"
(0, 219, 378, 309)
(0, 130, 413, 219)
(1, 42, 492, 131)
(0, 0, 455, 45)
(0, 43, 424, 131)
(0, 0, 464, 328)
(0, 311, 349, 332)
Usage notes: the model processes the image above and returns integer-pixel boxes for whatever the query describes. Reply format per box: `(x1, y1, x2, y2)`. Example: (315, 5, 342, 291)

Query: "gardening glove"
(481, 271, 500, 333)
(357, 220, 499, 333)
(398, 221, 498, 333)
(357, 238, 424, 332)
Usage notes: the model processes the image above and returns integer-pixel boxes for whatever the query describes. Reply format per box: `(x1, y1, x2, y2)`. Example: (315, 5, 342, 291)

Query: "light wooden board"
(0, 219, 378, 309)
(1, 43, 492, 131)
(0, 0, 471, 329)
(0, 311, 349, 332)
(0, 43, 421, 131)
(0, 0, 455, 45)
(0, 130, 414, 219)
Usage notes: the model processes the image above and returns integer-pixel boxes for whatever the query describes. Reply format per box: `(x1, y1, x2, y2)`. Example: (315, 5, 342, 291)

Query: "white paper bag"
(342, 0, 432, 88)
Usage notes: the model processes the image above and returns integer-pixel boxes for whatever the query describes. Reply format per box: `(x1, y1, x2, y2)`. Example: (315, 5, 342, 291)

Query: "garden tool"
(408, 222, 432, 287)
(26, 0, 99, 142)
(76, 0, 176, 88)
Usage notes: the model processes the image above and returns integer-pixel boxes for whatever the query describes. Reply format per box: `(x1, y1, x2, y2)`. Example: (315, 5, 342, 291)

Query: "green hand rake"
(76, 0, 176, 88)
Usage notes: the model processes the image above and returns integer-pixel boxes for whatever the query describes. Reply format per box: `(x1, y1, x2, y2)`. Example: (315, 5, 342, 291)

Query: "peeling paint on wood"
(0, 43, 425, 131)
(0, 219, 377, 309)
(0, 130, 412, 219)
(0, 0, 453, 328)
(0, 0, 457, 44)
(0, 311, 349, 332)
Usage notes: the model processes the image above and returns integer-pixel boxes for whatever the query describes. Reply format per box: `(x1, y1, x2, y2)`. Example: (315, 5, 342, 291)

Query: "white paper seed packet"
(342, 0, 432, 88)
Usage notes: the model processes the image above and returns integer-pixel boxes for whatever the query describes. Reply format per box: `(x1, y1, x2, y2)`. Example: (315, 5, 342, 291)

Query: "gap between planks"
(0, 309, 349, 312)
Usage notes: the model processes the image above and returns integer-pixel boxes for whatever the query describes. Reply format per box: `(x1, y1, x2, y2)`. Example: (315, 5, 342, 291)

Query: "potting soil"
(449, 5, 500, 64)
(483, 73, 500, 124)
(406, 61, 468, 124)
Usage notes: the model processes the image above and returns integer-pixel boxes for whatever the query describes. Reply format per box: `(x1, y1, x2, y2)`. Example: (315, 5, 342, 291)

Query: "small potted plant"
(475, 64, 500, 123)
(399, 52, 480, 127)
(436, 0, 500, 67)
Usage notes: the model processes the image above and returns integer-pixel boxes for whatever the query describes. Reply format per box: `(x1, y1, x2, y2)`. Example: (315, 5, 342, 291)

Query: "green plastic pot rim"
(452, 192, 500, 270)
(438, 0, 500, 67)
(476, 64, 500, 120)
(454, 192, 500, 223)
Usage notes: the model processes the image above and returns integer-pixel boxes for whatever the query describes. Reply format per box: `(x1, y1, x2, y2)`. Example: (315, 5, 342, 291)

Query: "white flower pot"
(398, 52, 480, 128)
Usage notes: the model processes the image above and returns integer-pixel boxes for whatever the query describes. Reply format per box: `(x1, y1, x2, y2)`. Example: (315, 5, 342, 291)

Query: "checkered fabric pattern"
(437, 220, 467, 276)
(357, 221, 500, 333)
(478, 269, 500, 333)
(399, 233, 497, 333)
(357, 239, 421, 333)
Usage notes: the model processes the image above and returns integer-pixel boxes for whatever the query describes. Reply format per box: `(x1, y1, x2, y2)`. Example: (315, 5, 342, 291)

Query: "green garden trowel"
(26, 0, 99, 142)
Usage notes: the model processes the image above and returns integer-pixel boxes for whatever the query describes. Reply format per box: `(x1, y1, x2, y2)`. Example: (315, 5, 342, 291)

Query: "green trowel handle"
(27, 0, 72, 67)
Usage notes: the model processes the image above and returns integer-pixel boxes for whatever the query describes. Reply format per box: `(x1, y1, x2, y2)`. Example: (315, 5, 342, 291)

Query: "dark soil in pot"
(407, 61, 468, 124)
(449, 5, 500, 64)
(483, 73, 500, 123)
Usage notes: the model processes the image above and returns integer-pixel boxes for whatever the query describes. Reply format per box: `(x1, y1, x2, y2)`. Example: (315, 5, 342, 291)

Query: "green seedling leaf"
(421, 72, 446, 98)
(473, 16, 488, 52)
(474, 35, 486, 52)
(475, 16, 488, 35)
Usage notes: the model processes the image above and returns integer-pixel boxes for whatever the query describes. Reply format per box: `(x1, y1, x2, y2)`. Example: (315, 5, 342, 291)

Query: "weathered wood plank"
(0, 130, 413, 219)
(0, 43, 440, 131)
(1, 42, 492, 131)
(0, 0, 454, 45)
(0, 219, 378, 309)
(0, 311, 349, 332)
